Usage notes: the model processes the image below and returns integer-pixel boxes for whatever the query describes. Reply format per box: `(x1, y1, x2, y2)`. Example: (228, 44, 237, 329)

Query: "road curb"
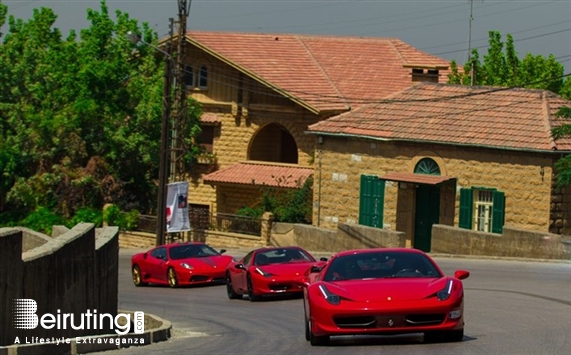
(0, 312, 171, 355)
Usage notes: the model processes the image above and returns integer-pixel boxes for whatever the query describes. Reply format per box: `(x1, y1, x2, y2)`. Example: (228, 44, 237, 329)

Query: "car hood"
(323, 277, 451, 302)
(257, 262, 316, 277)
(176, 255, 232, 269)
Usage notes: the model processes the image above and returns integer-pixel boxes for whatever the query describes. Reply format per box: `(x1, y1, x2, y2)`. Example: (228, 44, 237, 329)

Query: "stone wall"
(119, 230, 263, 250)
(431, 224, 571, 259)
(313, 139, 559, 233)
(271, 222, 406, 253)
(0, 224, 119, 347)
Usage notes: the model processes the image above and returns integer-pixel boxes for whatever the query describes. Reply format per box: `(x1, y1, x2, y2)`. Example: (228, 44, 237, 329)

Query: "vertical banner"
(166, 181, 191, 233)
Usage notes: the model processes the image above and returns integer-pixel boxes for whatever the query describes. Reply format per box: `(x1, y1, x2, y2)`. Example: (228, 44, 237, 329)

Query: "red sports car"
(302, 248, 470, 346)
(131, 242, 234, 288)
(226, 246, 327, 301)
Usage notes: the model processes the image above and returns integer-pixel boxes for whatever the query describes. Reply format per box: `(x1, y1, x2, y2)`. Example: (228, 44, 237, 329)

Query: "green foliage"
(21, 206, 67, 235)
(103, 204, 121, 226)
(236, 176, 314, 224)
(69, 207, 103, 227)
(447, 31, 570, 98)
(0, 1, 202, 228)
(552, 107, 571, 187)
(103, 204, 139, 230)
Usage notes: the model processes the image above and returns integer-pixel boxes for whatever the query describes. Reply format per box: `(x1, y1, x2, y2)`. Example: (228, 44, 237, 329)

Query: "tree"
(0, 0, 202, 229)
(448, 31, 570, 99)
(236, 176, 314, 224)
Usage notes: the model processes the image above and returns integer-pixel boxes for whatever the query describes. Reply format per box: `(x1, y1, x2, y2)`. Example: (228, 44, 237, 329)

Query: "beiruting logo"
(12, 299, 144, 336)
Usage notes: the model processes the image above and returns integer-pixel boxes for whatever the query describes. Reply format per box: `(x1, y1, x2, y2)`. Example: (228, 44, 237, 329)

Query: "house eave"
(305, 131, 571, 154)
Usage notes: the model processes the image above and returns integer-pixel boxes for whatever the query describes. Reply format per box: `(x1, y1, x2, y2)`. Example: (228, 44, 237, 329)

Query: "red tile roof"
(203, 161, 313, 188)
(200, 112, 221, 124)
(186, 32, 450, 113)
(308, 83, 571, 152)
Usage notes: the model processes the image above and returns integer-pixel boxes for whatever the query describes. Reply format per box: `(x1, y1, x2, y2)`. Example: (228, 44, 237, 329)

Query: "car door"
(234, 251, 254, 292)
(148, 247, 168, 282)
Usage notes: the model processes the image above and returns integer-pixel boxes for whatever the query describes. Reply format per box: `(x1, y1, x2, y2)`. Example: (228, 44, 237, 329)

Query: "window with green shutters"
(459, 187, 505, 233)
(359, 175, 385, 228)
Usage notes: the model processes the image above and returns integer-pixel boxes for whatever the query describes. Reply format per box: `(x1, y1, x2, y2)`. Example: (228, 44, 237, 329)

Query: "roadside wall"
(271, 222, 406, 253)
(431, 224, 571, 259)
(0, 224, 119, 347)
(118, 223, 571, 260)
(119, 230, 264, 249)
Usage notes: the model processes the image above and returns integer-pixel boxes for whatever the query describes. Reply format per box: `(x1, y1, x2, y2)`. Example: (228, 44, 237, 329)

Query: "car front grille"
(190, 275, 210, 282)
(333, 313, 446, 329)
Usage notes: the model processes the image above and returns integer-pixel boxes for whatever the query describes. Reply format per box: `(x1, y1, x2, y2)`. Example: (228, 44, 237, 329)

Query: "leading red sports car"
(226, 246, 327, 301)
(131, 242, 233, 288)
(302, 248, 470, 346)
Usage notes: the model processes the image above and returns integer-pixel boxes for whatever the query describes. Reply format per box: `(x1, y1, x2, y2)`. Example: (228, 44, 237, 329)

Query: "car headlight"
(255, 267, 272, 278)
(318, 284, 341, 305)
(436, 279, 453, 301)
(181, 263, 193, 269)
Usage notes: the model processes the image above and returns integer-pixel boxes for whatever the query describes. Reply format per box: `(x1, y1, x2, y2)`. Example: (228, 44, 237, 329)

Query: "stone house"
(179, 31, 451, 222)
(306, 82, 571, 251)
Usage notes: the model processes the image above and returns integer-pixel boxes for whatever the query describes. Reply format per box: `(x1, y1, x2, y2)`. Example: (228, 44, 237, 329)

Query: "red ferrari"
(302, 248, 470, 346)
(226, 246, 327, 301)
(131, 242, 233, 288)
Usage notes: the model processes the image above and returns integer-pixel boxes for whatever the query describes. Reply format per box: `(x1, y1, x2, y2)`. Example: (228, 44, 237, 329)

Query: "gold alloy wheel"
(132, 266, 142, 286)
(168, 267, 178, 288)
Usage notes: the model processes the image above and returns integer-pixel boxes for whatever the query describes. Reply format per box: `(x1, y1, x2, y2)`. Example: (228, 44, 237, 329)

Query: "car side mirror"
(310, 265, 323, 273)
(454, 270, 470, 280)
(235, 263, 246, 270)
(220, 249, 227, 254)
(320, 257, 328, 262)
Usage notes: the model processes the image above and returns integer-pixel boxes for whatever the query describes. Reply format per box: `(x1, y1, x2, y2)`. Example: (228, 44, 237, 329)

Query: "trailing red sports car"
(131, 242, 233, 288)
(226, 246, 327, 301)
(302, 248, 470, 346)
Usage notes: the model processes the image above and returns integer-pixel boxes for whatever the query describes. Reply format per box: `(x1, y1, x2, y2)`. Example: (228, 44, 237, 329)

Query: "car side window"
(242, 251, 254, 267)
(150, 247, 167, 260)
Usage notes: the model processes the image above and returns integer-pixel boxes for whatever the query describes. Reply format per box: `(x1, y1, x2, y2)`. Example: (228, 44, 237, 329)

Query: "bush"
(103, 204, 139, 230)
(68, 207, 103, 228)
(21, 207, 67, 235)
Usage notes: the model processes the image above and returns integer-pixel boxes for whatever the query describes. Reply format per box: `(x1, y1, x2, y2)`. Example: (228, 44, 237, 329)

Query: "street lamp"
(126, 30, 172, 246)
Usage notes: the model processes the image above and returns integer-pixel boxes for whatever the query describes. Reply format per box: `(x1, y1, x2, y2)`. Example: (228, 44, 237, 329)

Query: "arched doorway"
(249, 123, 298, 163)
(414, 158, 441, 252)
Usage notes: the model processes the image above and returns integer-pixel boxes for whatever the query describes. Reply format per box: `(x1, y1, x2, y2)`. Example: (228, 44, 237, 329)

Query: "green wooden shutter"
(492, 190, 505, 234)
(459, 188, 473, 229)
(359, 175, 385, 228)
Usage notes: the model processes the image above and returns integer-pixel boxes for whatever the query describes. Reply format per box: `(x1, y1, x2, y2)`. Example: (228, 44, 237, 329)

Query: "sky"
(2, 0, 571, 74)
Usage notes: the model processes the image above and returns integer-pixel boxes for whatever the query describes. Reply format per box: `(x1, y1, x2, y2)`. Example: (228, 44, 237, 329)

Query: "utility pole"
(163, 0, 192, 243)
(170, 0, 192, 182)
(156, 19, 175, 246)
(468, 0, 475, 86)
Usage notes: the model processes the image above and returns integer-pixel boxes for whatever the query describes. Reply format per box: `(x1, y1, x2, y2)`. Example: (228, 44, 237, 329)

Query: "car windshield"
(169, 244, 220, 260)
(254, 248, 315, 266)
(322, 252, 441, 281)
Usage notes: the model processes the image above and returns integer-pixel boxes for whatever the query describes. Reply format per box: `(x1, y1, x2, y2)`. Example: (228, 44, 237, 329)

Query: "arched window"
(198, 65, 208, 88)
(414, 158, 440, 175)
(184, 64, 194, 87)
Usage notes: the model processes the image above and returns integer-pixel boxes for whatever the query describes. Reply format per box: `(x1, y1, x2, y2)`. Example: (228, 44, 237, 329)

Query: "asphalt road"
(95, 248, 571, 355)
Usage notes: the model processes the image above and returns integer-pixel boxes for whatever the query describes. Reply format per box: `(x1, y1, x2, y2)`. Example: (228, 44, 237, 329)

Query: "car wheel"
(247, 274, 261, 302)
(226, 272, 241, 300)
(308, 319, 329, 346)
(132, 265, 147, 287)
(167, 267, 178, 288)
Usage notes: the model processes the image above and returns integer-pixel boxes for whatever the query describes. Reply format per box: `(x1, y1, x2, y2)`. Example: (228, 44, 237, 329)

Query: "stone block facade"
(313, 137, 571, 237)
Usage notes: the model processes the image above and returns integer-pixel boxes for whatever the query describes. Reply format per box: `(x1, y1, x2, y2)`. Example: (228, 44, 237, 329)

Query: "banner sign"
(166, 181, 191, 233)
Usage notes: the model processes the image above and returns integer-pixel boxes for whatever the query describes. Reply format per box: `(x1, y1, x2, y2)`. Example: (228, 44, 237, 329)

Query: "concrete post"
(261, 212, 274, 246)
